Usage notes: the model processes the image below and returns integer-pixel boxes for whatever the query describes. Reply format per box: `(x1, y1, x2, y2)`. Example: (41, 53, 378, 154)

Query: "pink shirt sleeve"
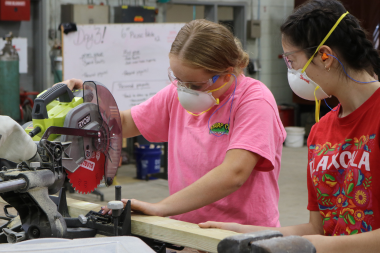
(227, 88, 285, 171)
(131, 85, 174, 143)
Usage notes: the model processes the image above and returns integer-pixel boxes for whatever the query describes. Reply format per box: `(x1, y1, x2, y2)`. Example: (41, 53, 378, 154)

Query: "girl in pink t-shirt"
(68, 19, 286, 227)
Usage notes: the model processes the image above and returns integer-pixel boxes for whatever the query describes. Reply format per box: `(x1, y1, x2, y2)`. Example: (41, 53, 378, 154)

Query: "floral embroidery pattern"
(309, 134, 376, 236)
(313, 176, 319, 186)
(354, 210, 365, 222)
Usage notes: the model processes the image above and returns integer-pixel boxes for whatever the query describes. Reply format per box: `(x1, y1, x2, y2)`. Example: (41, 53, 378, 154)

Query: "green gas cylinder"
(0, 32, 20, 120)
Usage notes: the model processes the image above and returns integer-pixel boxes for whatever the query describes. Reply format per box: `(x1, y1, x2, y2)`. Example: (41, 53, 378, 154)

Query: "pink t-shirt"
(131, 75, 286, 226)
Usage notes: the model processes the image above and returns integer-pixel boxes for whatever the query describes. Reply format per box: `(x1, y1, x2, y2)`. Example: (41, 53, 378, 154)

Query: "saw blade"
(63, 81, 122, 191)
(83, 81, 122, 186)
(67, 150, 105, 194)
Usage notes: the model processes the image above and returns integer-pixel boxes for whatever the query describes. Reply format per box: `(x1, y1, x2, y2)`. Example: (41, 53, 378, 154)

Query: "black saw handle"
(32, 83, 75, 119)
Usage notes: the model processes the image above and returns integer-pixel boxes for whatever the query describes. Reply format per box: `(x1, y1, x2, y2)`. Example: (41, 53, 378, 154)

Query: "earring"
(325, 66, 330, 72)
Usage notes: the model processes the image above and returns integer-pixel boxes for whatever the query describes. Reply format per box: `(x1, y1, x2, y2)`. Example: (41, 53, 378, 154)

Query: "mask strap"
(314, 86, 321, 123)
(208, 74, 238, 137)
(327, 54, 378, 84)
(186, 106, 214, 116)
(324, 99, 339, 112)
(302, 11, 349, 73)
(207, 81, 229, 93)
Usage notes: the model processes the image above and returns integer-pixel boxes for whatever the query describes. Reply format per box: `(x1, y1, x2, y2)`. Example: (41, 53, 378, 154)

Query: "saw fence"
(0, 197, 238, 253)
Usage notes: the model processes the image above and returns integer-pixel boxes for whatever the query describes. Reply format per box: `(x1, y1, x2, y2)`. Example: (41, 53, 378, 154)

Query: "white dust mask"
(287, 68, 330, 101)
(177, 85, 219, 113)
(177, 80, 229, 115)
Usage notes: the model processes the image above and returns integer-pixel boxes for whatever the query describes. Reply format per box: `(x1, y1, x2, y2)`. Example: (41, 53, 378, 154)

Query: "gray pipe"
(0, 179, 27, 193)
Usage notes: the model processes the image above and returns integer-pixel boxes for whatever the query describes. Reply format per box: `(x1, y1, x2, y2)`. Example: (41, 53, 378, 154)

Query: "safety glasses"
(168, 68, 219, 91)
(282, 46, 318, 70)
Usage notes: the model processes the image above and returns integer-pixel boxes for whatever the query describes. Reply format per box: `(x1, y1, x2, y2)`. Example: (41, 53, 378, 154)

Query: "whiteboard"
(63, 23, 185, 111)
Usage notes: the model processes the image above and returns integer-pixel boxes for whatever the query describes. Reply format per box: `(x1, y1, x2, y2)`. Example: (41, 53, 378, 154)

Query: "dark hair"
(281, 0, 380, 78)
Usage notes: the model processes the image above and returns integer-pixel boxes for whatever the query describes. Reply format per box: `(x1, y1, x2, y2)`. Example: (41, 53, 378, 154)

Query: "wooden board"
(0, 197, 239, 252)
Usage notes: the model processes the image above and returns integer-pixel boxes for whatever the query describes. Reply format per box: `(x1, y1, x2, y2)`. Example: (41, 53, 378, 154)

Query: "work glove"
(0, 116, 37, 163)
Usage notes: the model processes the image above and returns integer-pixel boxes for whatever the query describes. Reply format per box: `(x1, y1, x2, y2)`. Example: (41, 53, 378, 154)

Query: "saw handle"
(32, 83, 75, 119)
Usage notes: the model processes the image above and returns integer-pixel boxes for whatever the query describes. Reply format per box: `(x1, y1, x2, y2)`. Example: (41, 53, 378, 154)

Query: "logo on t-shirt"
(210, 122, 229, 135)
(308, 134, 376, 236)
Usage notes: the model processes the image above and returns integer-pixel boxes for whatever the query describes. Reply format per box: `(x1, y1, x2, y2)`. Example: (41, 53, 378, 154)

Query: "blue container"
(135, 145, 162, 180)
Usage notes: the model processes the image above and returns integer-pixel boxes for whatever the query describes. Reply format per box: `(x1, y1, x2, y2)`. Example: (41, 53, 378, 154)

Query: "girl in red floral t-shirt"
(199, 0, 380, 252)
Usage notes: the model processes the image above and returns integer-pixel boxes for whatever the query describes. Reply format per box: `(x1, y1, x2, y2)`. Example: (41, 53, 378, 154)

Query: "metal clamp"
(218, 230, 316, 253)
(2, 228, 25, 244)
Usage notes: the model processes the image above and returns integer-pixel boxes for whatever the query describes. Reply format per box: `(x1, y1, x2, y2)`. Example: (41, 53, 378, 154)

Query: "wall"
(0, 1, 43, 92)
(254, 0, 294, 104)
(43, 0, 294, 104)
(45, 0, 157, 88)
(0, 19, 34, 92)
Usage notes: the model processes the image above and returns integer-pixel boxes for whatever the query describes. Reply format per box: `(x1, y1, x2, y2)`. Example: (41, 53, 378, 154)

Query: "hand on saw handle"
(0, 116, 38, 163)
(54, 78, 83, 90)
(101, 199, 165, 216)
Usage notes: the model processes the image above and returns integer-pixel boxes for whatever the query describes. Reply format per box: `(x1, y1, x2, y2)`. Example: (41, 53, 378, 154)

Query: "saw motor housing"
(24, 83, 102, 175)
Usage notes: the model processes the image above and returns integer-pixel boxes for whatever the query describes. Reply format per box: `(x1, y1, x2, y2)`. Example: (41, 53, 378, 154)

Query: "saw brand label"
(81, 160, 95, 171)
(78, 114, 91, 128)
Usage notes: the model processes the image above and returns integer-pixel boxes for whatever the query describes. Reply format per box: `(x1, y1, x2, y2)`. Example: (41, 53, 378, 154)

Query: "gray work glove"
(0, 116, 37, 163)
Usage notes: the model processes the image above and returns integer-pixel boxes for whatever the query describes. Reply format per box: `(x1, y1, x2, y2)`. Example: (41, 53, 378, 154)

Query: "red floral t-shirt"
(307, 88, 380, 236)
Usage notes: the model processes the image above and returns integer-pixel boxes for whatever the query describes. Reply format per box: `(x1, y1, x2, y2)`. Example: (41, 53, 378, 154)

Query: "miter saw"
(0, 81, 187, 253)
(24, 81, 122, 193)
(0, 81, 127, 243)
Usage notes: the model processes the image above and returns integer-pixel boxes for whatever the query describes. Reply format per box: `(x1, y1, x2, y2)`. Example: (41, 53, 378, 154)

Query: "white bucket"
(284, 127, 305, 148)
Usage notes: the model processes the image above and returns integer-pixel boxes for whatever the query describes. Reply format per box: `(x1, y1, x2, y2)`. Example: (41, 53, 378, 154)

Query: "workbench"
(0, 198, 239, 252)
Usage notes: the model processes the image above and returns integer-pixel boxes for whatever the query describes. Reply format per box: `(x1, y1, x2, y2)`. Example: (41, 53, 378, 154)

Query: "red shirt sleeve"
(307, 125, 320, 211)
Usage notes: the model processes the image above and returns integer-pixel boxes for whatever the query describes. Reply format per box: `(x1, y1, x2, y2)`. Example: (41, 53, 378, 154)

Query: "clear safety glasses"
(168, 67, 219, 91)
(282, 46, 318, 70)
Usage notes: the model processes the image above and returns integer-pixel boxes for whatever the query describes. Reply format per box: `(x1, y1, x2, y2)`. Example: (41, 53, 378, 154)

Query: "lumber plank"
(0, 197, 239, 252)
(131, 214, 238, 252)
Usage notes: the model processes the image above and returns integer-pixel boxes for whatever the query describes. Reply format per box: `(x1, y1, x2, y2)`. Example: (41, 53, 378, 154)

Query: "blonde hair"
(170, 19, 249, 75)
